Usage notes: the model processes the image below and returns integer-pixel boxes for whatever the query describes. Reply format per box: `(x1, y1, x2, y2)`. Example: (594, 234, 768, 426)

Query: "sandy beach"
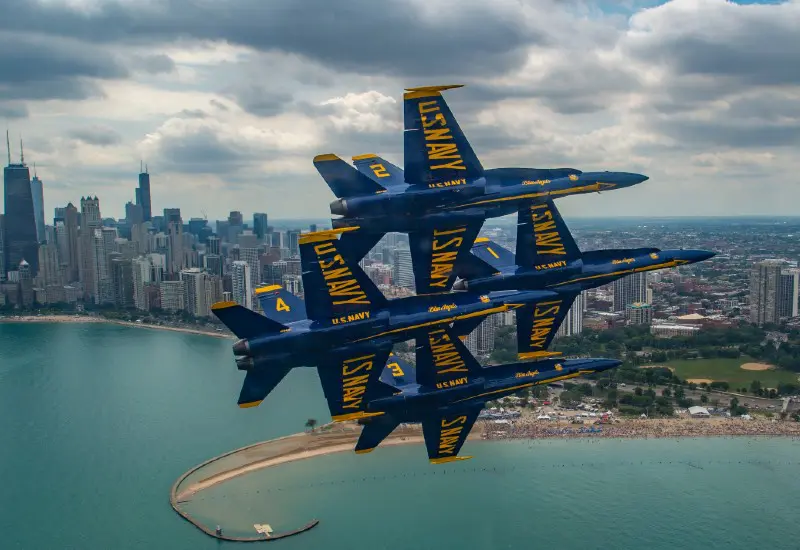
(0, 314, 233, 339)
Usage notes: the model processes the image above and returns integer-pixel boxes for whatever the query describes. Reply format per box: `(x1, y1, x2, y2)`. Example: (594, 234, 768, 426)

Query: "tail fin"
(516, 200, 581, 269)
(516, 292, 579, 360)
(255, 285, 307, 324)
(211, 301, 288, 339)
(318, 346, 395, 422)
(471, 238, 515, 271)
(403, 85, 484, 185)
(299, 228, 388, 323)
(352, 154, 406, 187)
(314, 153, 386, 199)
(415, 326, 484, 390)
(381, 353, 417, 386)
(355, 414, 401, 454)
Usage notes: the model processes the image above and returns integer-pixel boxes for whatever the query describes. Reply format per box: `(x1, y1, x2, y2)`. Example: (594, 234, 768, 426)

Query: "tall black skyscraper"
(137, 164, 152, 222)
(253, 212, 268, 239)
(0, 213, 5, 281)
(3, 133, 38, 275)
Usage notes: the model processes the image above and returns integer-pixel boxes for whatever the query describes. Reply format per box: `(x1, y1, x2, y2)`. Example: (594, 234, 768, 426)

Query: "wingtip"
(352, 153, 378, 161)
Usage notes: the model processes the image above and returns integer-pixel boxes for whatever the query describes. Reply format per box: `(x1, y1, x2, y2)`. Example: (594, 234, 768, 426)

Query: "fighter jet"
(211, 227, 562, 413)
(313, 84, 649, 294)
(450, 200, 715, 360)
(341, 324, 621, 463)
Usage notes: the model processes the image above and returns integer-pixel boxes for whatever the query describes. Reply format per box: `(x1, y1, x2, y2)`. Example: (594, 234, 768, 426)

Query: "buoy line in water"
(182, 458, 800, 501)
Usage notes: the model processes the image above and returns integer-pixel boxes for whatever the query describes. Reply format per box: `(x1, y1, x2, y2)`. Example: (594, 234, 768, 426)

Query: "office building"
(136, 166, 152, 221)
(627, 302, 653, 325)
(30, 173, 45, 243)
(750, 259, 785, 325)
(779, 267, 800, 319)
(612, 272, 649, 312)
(4, 137, 39, 275)
(231, 260, 252, 309)
(557, 291, 585, 337)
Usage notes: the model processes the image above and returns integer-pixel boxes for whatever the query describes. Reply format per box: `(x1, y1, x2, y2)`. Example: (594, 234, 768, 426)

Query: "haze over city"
(2, 0, 799, 219)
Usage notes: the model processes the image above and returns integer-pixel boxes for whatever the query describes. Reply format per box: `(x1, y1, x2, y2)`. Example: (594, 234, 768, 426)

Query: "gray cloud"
(176, 109, 208, 119)
(0, 32, 127, 101)
(227, 86, 294, 117)
(68, 125, 123, 146)
(3, 0, 544, 77)
(130, 54, 176, 75)
(0, 102, 28, 119)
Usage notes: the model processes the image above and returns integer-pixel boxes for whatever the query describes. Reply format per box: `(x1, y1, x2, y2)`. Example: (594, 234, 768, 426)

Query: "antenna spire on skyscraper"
(20, 137, 24, 165)
(5, 129, 10, 166)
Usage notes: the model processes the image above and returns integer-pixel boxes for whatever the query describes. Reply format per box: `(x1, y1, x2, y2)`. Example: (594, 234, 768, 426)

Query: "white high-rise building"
(612, 272, 649, 312)
(132, 256, 152, 311)
(779, 267, 800, 319)
(557, 291, 585, 337)
(180, 268, 208, 318)
(393, 247, 414, 290)
(231, 260, 253, 309)
(750, 259, 785, 325)
(160, 280, 185, 311)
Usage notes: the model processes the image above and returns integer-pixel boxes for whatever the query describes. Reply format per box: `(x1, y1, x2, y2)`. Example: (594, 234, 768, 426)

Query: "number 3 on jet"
(370, 163, 390, 178)
(276, 298, 291, 312)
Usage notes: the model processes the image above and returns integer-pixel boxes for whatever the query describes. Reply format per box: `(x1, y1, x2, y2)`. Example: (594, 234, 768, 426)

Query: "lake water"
(2, 322, 799, 549)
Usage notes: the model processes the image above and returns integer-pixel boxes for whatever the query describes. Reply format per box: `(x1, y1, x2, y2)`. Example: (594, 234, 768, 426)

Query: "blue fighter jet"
(337, 324, 621, 463)
(313, 84, 649, 295)
(211, 227, 562, 414)
(449, 200, 715, 360)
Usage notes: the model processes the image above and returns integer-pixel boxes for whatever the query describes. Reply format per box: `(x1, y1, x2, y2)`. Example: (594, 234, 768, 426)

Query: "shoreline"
(0, 314, 233, 339)
(173, 417, 800, 500)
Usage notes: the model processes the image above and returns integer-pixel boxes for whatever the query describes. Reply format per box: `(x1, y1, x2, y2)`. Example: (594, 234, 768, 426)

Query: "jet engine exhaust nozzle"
(330, 198, 348, 216)
(232, 339, 250, 356)
(235, 356, 254, 371)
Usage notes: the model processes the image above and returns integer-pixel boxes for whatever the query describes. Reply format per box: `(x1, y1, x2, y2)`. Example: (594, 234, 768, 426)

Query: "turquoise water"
(2, 323, 800, 549)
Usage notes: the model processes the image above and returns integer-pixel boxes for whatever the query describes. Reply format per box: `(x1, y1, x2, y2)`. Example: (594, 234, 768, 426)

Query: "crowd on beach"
(483, 417, 800, 441)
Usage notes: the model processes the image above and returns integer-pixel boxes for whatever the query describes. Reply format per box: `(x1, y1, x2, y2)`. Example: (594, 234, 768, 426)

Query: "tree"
(634, 387, 643, 396)
(305, 418, 318, 432)
(661, 388, 672, 398)
(700, 394, 708, 404)
(750, 380, 762, 394)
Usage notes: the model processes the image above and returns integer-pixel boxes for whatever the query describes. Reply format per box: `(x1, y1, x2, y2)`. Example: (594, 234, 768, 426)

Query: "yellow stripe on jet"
(254, 284, 282, 295)
(355, 448, 374, 455)
(298, 226, 361, 245)
(313, 153, 340, 162)
(404, 84, 464, 100)
(239, 400, 262, 408)
(474, 237, 489, 243)
(332, 411, 384, 422)
(430, 455, 472, 464)
(211, 300, 238, 310)
(518, 351, 562, 360)
(352, 153, 378, 161)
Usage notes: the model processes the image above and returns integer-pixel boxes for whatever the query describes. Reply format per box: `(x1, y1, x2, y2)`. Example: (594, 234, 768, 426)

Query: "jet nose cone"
(452, 279, 467, 291)
(594, 359, 623, 371)
(685, 249, 716, 263)
(618, 172, 648, 186)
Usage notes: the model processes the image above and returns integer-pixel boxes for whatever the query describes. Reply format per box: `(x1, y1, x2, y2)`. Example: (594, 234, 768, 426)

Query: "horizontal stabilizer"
(422, 405, 483, 464)
(516, 292, 578, 360)
(352, 154, 406, 188)
(211, 301, 288, 340)
(471, 238, 515, 271)
(516, 200, 581, 270)
(299, 228, 388, 322)
(403, 85, 483, 185)
(238, 366, 293, 408)
(355, 414, 401, 455)
(314, 153, 386, 199)
(318, 347, 394, 422)
(410, 221, 484, 294)
(415, 326, 483, 390)
(255, 285, 306, 324)
(337, 230, 384, 264)
(455, 253, 500, 282)
(581, 247, 661, 264)
(381, 353, 417, 387)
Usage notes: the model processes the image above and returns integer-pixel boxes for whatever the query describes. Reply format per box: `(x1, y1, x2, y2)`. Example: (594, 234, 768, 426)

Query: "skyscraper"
(612, 272, 649, 312)
(0, 213, 5, 281)
(30, 172, 45, 243)
(63, 203, 80, 282)
(253, 213, 268, 240)
(231, 260, 252, 309)
(557, 291, 585, 336)
(779, 268, 800, 319)
(137, 165, 152, 222)
(750, 259, 784, 325)
(4, 134, 39, 275)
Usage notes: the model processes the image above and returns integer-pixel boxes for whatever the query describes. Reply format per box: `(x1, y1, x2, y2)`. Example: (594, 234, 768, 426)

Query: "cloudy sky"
(1, 0, 798, 221)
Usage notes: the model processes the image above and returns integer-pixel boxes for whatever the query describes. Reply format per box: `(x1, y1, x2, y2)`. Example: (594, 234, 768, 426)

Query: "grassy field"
(658, 357, 800, 388)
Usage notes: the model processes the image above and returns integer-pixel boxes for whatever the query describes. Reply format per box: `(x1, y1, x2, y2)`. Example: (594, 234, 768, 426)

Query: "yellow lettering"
(276, 298, 290, 312)
(430, 159, 466, 171)
(421, 113, 446, 128)
(387, 361, 404, 377)
(424, 128, 452, 141)
(442, 415, 468, 428)
(319, 255, 346, 270)
(314, 242, 336, 256)
(418, 101, 440, 114)
(427, 143, 461, 160)
(535, 303, 561, 317)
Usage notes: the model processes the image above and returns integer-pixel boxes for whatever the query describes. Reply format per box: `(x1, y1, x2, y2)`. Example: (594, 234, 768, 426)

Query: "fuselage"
(232, 288, 558, 369)
(330, 169, 648, 232)
(367, 358, 621, 419)
(456, 248, 716, 294)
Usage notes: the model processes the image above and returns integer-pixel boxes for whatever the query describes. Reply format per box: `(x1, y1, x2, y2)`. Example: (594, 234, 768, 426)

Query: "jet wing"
(255, 284, 306, 323)
(238, 366, 293, 408)
(318, 346, 395, 422)
(472, 237, 515, 271)
(415, 326, 483, 390)
(422, 404, 483, 464)
(352, 154, 406, 188)
(410, 221, 483, 294)
(516, 292, 579, 360)
(403, 85, 484, 185)
(516, 200, 581, 270)
(355, 414, 402, 455)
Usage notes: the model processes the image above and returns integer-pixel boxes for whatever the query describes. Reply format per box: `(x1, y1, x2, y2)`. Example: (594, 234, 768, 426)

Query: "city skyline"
(1, 0, 799, 219)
